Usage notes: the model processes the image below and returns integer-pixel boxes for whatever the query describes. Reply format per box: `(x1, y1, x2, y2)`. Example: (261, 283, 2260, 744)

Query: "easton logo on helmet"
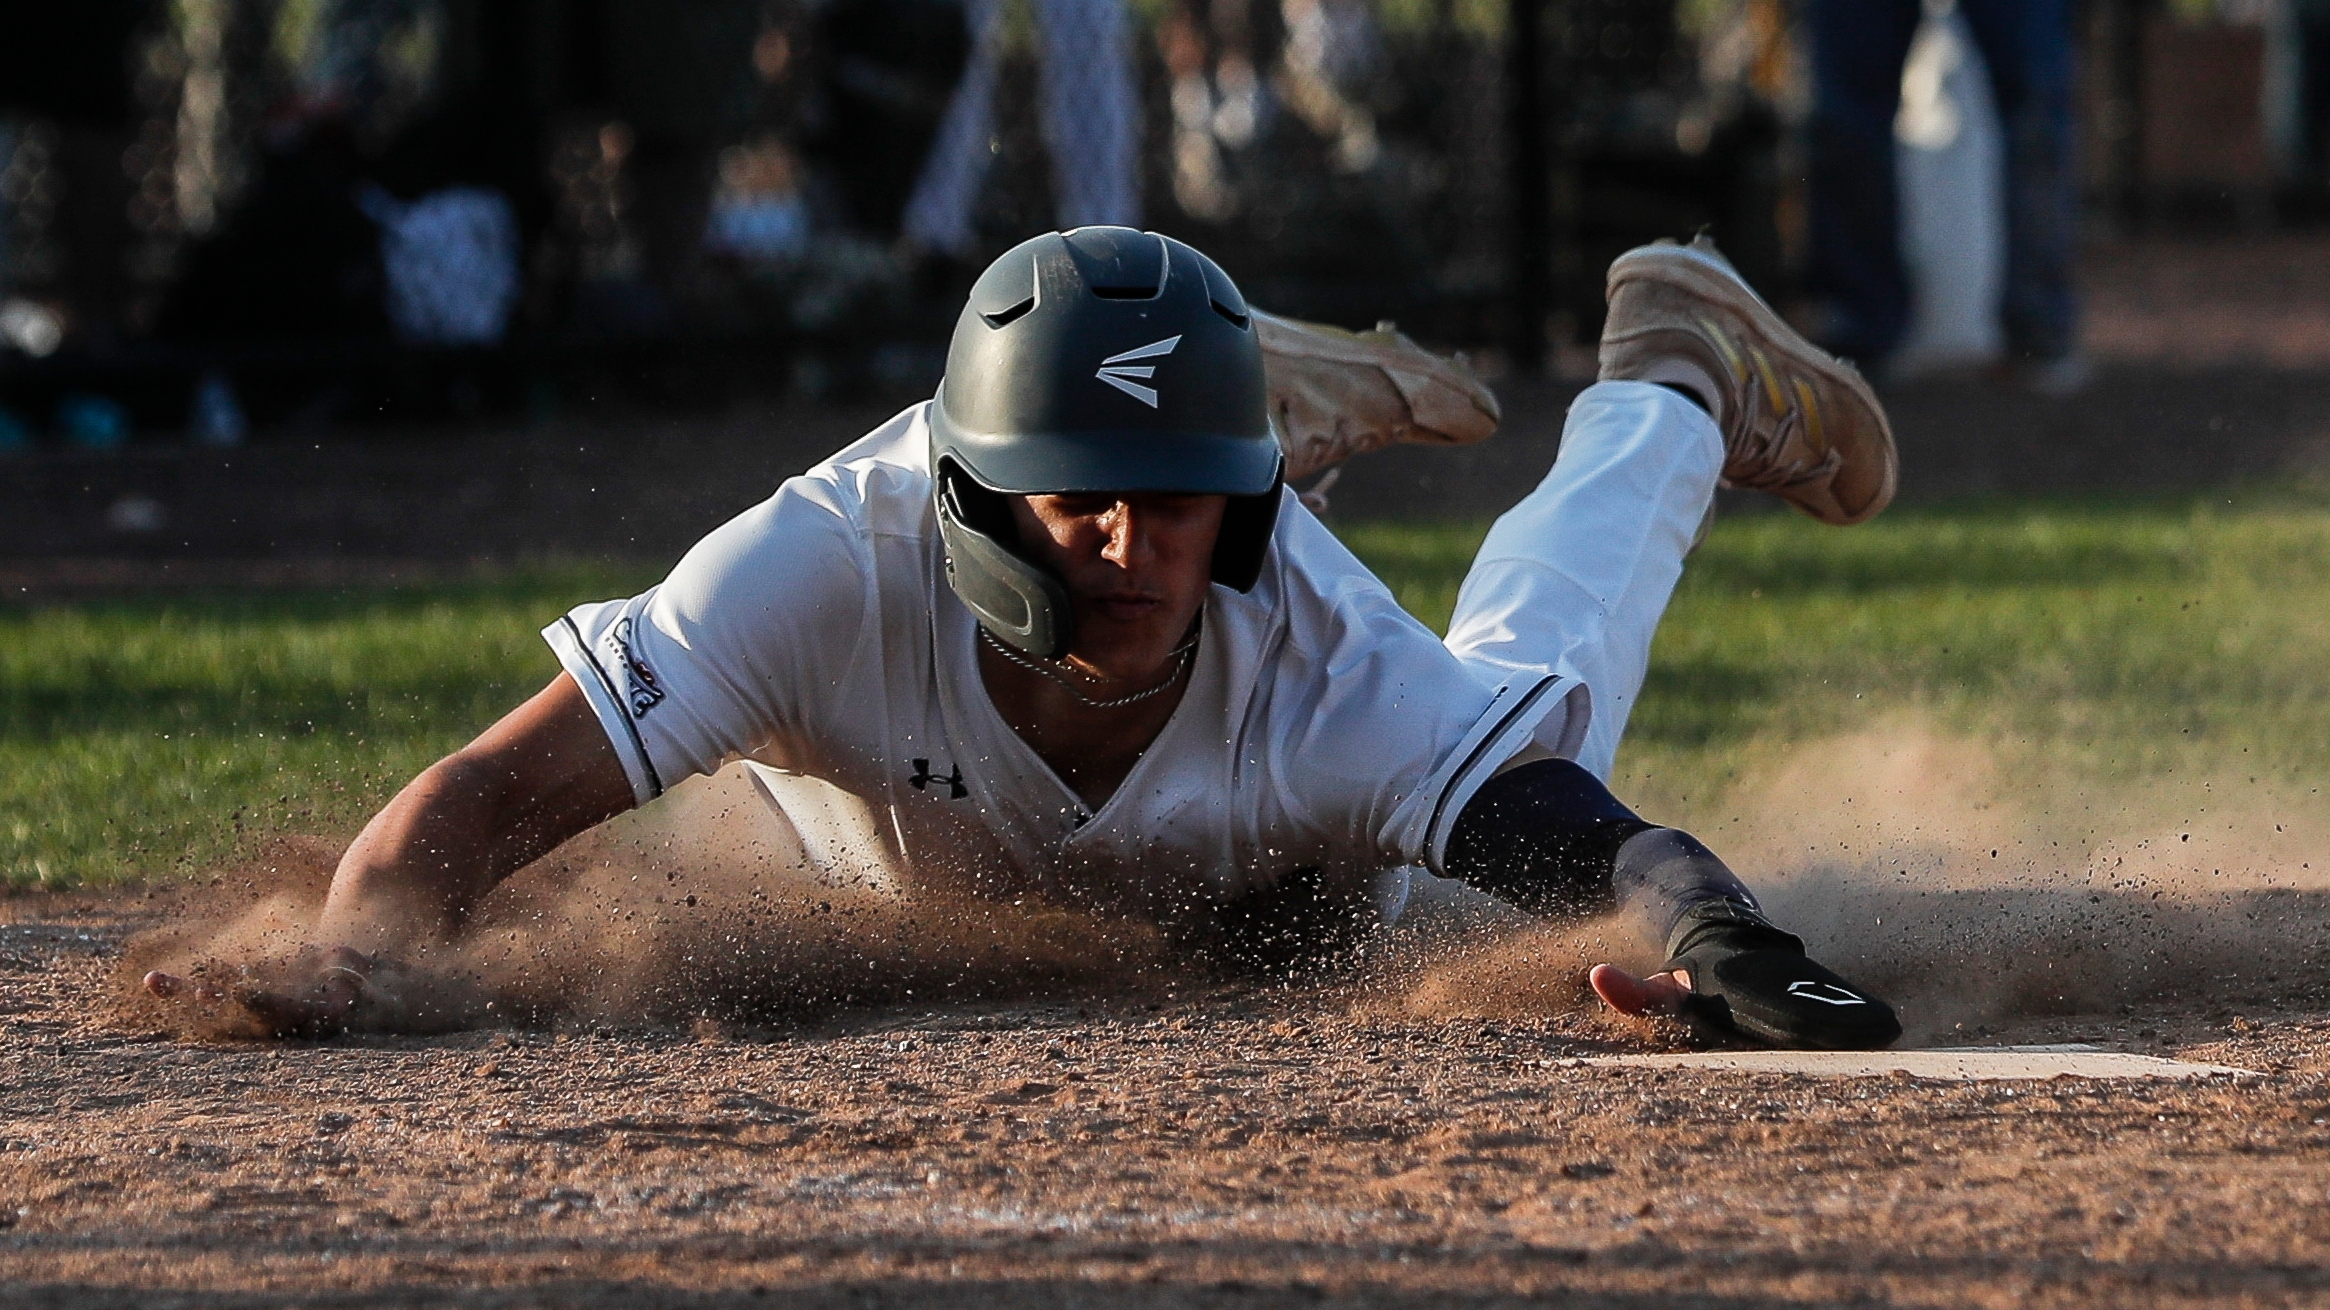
(1094, 335, 1182, 407)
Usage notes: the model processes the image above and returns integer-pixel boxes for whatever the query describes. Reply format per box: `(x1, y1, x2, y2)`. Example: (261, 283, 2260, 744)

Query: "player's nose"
(1098, 501, 1150, 569)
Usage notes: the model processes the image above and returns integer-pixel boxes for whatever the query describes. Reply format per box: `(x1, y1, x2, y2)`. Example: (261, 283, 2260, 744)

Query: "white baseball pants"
(1444, 380, 1725, 781)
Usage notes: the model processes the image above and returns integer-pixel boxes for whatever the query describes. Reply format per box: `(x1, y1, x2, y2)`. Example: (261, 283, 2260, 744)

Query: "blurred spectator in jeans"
(900, 0, 1141, 257)
(2301, 0, 2330, 196)
(1807, 0, 2083, 391)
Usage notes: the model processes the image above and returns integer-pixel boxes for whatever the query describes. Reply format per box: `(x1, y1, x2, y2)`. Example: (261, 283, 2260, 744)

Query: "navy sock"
(1653, 380, 1715, 417)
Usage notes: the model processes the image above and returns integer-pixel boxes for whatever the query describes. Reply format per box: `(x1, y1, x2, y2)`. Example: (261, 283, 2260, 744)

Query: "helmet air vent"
(979, 296, 1037, 328)
(1061, 226, 1167, 300)
(1197, 249, 1252, 331)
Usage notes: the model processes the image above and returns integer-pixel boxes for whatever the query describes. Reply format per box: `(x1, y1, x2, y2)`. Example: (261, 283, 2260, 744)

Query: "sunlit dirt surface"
(6, 898, 2330, 1309)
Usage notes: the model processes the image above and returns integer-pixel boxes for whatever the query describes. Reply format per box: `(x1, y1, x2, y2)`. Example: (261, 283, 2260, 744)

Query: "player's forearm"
(316, 673, 638, 954)
(315, 757, 535, 952)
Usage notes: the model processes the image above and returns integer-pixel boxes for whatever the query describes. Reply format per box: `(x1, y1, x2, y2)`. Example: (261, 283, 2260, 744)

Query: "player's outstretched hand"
(1588, 946, 1902, 1051)
(142, 945, 458, 1037)
(1588, 962, 1692, 1020)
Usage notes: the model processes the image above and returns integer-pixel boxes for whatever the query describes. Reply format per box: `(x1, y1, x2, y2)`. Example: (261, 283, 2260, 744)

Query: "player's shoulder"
(722, 403, 941, 554)
(1260, 496, 1420, 633)
(778, 401, 938, 536)
(652, 403, 938, 618)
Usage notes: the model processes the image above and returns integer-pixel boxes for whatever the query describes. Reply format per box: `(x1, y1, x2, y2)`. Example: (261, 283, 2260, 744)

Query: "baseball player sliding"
(148, 227, 1902, 1049)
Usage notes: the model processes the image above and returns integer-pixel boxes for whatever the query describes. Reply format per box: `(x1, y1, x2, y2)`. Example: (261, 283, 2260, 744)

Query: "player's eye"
(1047, 494, 1117, 517)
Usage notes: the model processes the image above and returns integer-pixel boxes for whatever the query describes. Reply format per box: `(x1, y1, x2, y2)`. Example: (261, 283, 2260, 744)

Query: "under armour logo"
(1785, 979, 1870, 1007)
(908, 758, 967, 799)
(1094, 335, 1181, 407)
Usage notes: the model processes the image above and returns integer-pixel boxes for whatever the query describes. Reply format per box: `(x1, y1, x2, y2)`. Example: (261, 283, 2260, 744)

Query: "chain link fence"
(0, 0, 1804, 435)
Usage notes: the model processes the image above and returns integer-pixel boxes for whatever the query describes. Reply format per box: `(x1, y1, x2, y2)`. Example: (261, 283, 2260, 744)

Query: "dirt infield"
(7, 904, 2330, 1306)
(6, 732, 2330, 1306)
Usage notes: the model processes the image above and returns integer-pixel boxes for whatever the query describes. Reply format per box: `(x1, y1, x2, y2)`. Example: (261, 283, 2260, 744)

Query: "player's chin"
(1070, 609, 1175, 659)
(1087, 593, 1166, 626)
(1070, 627, 1184, 683)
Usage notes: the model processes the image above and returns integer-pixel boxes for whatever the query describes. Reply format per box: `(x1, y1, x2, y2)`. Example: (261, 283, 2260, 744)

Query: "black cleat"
(1662, 900, 1902, 1050)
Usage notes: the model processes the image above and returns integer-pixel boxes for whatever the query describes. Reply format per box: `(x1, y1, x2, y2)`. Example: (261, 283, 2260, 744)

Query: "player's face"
(1009, 492, 1227, 680)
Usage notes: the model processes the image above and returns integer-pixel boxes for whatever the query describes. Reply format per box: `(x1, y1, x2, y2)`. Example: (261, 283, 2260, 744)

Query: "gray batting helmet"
(930, 227, 1282, 660)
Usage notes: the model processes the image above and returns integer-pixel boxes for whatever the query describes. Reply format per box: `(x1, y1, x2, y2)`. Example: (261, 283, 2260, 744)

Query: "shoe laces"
(1714, 329, 1844, 492)
(1727, 403, 1842, 492)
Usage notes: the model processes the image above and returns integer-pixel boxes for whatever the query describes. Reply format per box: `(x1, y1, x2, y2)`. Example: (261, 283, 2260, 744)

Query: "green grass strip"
(6, 494, 2329, 887)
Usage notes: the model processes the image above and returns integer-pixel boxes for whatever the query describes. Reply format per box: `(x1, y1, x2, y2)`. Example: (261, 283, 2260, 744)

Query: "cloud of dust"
(121, 718, 2330, 1045)
(1387, 716, 2330, 1042)
(119, 767, 1176, 1039)
(1358, 897, 1658, 1045)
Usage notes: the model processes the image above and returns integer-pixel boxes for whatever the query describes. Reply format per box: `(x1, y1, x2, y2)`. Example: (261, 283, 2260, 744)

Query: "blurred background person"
(1806, 0, 2084, 392)
(899, 0, 1141, 261)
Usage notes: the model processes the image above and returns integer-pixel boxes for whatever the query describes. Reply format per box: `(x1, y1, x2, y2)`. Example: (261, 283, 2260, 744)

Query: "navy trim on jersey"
(561, 614, 665, 798)
(1423, 673, 1560, 862)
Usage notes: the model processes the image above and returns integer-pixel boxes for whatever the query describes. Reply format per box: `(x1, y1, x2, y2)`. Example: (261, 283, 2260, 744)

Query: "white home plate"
(1566, 1044, 2255, 1081)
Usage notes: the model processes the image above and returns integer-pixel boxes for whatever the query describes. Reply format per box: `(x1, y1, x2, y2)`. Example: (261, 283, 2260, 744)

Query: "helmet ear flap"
(934, 460, 1076, 660)
(1210, 469, 1283, 593)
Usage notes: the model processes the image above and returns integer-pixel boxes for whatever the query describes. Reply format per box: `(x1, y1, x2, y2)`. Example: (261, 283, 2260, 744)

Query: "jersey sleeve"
(543, 476, 876, 805)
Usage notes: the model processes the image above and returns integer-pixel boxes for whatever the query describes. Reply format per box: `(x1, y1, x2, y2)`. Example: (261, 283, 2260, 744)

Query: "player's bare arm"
(310, 673, 636, 950)
(142, 673, 633, 1026)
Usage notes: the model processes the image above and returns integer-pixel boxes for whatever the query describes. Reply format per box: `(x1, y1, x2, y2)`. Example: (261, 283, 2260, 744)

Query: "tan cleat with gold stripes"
(1600, 236, 1896, 526)
(1256, 309, 1502, 485)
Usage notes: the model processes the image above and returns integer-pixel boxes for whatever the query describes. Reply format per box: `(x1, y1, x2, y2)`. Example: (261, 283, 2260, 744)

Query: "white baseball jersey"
(546, 401, 1581, 924)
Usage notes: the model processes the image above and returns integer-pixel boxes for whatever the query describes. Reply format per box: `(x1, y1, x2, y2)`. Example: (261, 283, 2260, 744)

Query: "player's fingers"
(1588, 963, 1692, 1018)
(142, 970, 227, 1004)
